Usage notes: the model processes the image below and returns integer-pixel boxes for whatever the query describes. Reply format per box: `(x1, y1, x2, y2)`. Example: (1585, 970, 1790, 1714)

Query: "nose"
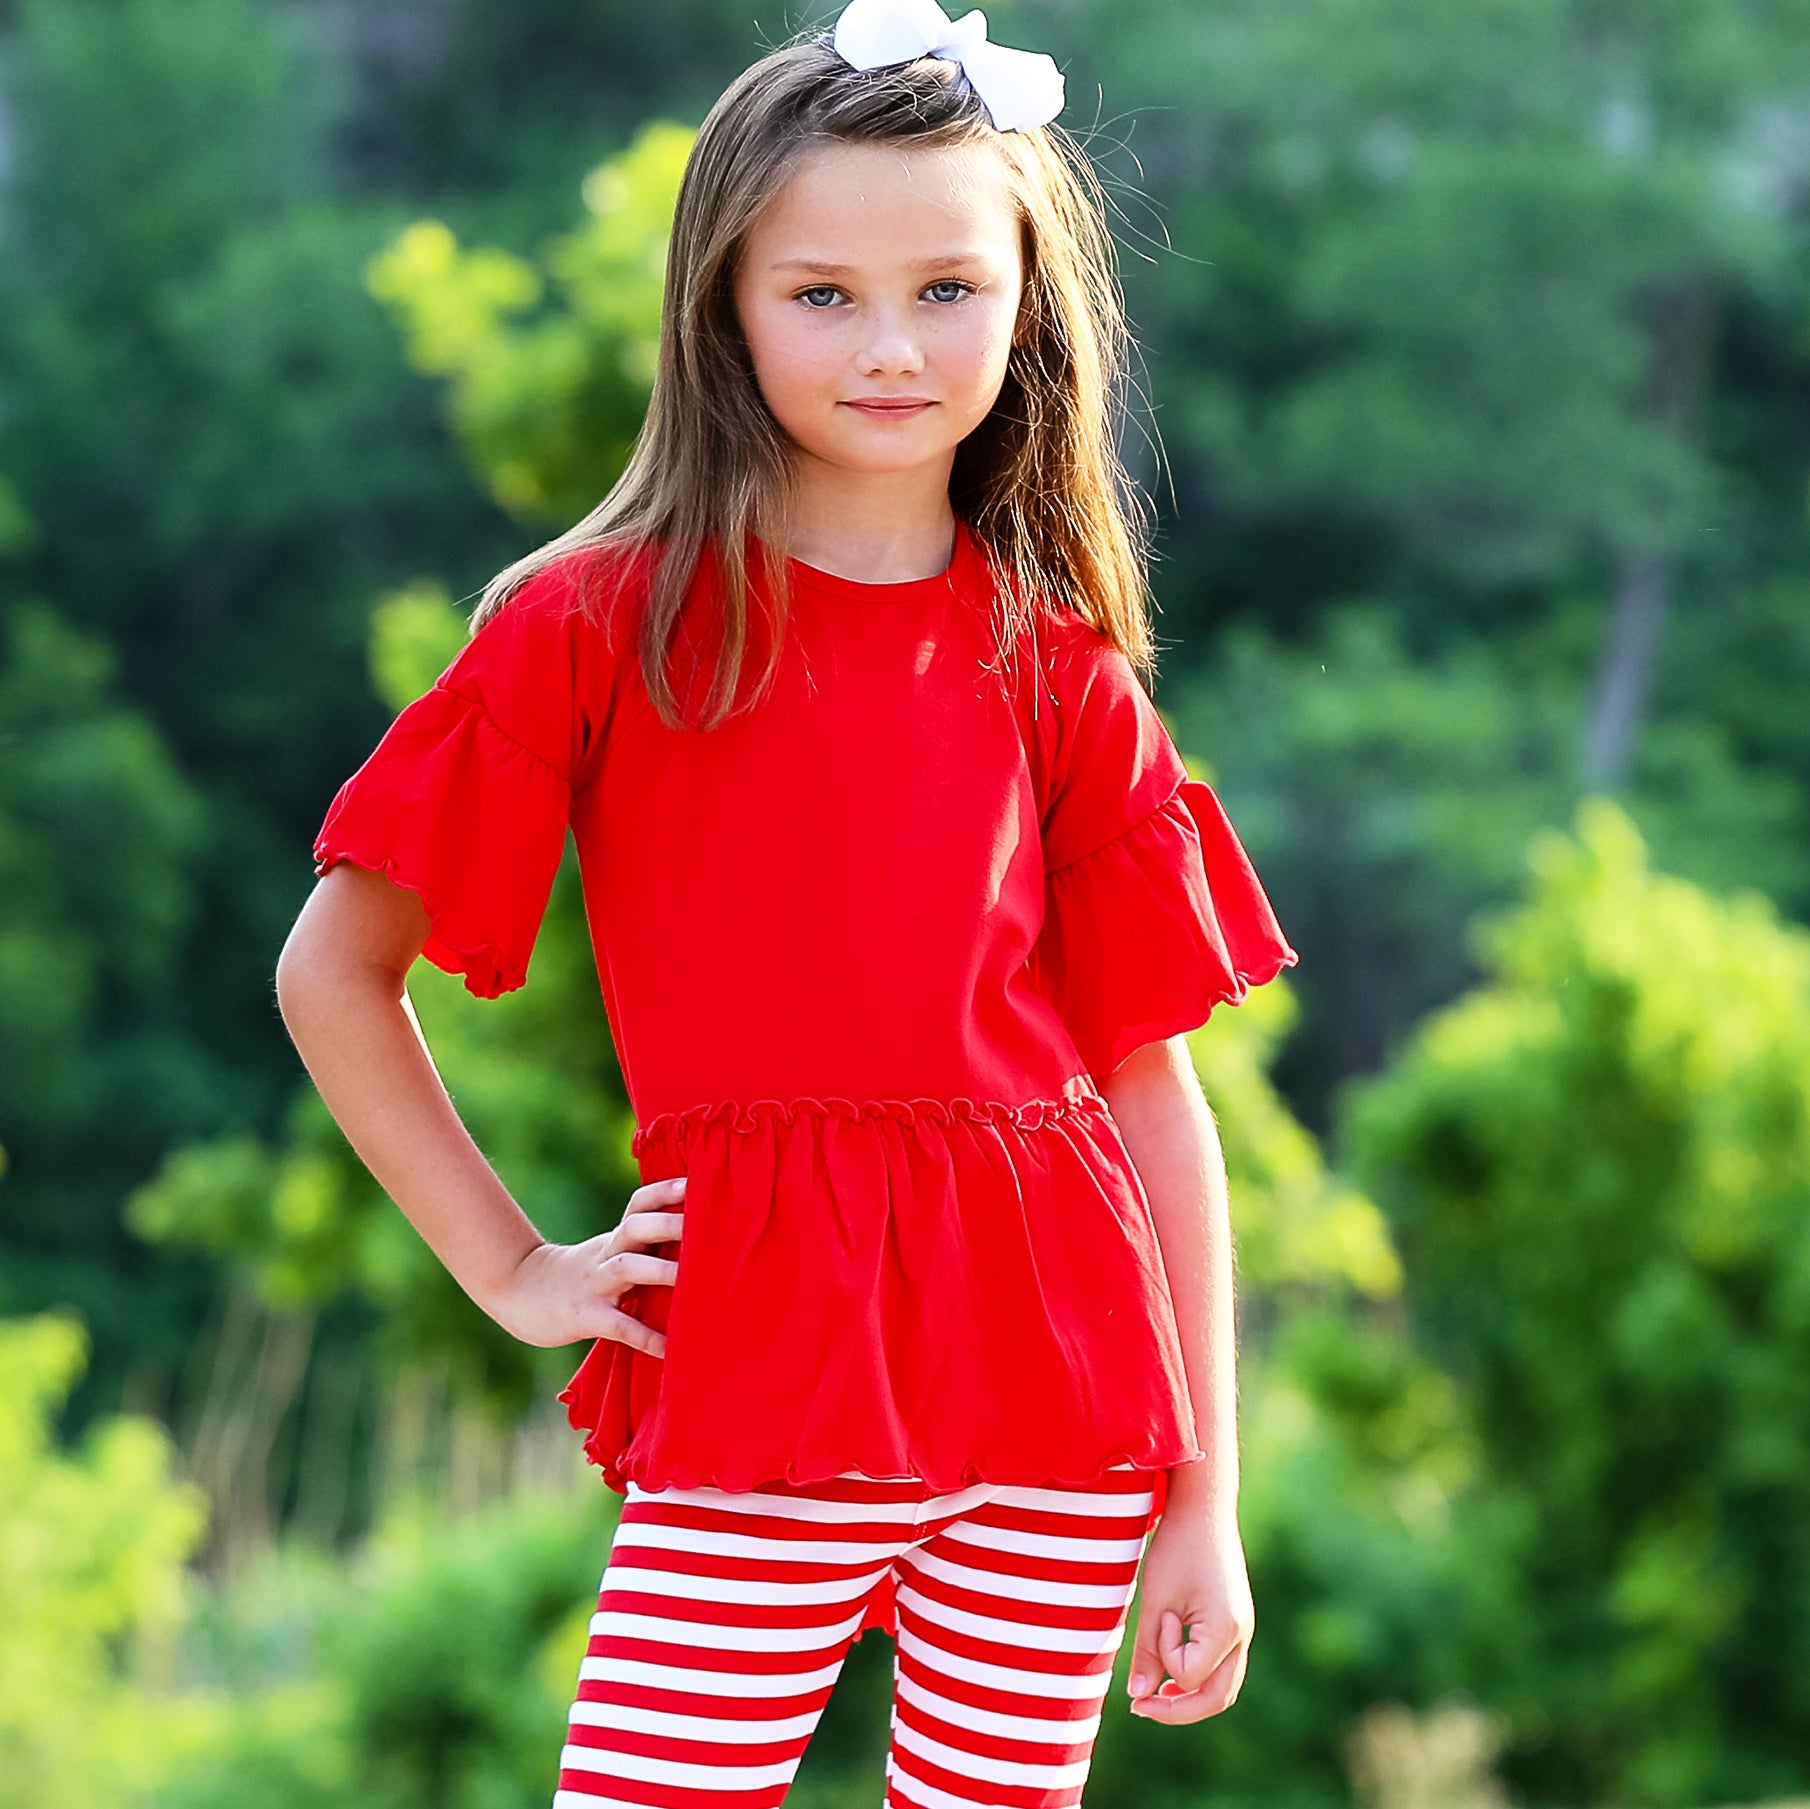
(856, 303, 927, 375)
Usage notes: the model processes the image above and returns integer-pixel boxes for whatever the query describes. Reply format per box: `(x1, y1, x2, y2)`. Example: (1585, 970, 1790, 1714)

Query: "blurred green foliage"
(1345, 801, 1810, 1806)
(3, 0, 1809, 1803)
(0, 1313, 209, 1808)
(0, 1307, 624, 1809)
(367, 119, 689, 522)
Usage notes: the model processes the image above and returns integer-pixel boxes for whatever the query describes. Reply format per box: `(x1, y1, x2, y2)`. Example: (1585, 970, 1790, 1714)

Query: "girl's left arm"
(1099, 1033, 1254, 1725)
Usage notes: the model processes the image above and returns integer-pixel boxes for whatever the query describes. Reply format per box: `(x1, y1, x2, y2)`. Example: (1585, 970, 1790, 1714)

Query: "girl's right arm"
(274, 862, 680, 1357)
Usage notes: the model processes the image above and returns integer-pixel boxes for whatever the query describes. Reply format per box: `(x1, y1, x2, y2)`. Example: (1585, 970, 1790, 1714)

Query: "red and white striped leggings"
(554, 1464, 1158, 1808)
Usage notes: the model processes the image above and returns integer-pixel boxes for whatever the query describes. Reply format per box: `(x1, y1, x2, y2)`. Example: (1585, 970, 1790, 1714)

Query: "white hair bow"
(831, 0, 1065, 134)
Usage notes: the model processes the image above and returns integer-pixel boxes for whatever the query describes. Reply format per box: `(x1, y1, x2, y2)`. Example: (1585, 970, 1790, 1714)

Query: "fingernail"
(1129, 1673, 1150, 1695)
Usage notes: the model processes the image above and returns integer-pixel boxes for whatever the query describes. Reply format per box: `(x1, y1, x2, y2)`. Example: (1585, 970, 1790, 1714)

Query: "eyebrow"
(768, 253, 991, 274)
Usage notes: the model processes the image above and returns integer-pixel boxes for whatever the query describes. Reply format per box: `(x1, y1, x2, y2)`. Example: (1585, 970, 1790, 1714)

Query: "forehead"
(748, 141, 1020, 256)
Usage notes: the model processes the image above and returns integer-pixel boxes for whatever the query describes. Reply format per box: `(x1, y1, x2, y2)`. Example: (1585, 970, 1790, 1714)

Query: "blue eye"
(793, 280, 978, 309)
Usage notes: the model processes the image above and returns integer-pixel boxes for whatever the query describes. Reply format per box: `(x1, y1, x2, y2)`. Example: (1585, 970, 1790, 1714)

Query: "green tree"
(1164, 605, 1810, 1112)
(0, 1312, 209, 1808)
(367, 116, 689, 525)
(1344, 799, 1810, 1806)
(0, 0, 541, 1424)
(1065, 0, 1810, 791)
(145, 1482, 619, 1809)
(0, 597, 214, 1393)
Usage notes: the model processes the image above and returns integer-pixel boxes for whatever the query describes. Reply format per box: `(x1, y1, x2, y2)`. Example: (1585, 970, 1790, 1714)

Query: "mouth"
(844, 400, 936, 418)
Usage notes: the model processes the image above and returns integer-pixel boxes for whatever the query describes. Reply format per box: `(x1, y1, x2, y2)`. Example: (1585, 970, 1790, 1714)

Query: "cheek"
(944, 308, 1015, 378)
(747, 308, 837, 388)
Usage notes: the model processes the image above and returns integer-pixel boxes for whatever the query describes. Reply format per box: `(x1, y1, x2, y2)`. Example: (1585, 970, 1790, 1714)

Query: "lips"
(846, 400, 934, 416)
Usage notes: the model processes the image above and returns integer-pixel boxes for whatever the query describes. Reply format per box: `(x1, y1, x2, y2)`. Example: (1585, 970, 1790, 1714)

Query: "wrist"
(1165, 1454, 1239, 1526)
(473, 1233, 551, 1324)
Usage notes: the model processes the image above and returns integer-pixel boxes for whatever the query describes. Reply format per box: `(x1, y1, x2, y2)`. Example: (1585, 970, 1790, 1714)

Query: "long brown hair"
(470, 27, 1161, 733)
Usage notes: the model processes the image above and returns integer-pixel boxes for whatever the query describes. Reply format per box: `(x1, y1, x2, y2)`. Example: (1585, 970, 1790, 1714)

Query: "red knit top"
(312, 515, 1297, 1637)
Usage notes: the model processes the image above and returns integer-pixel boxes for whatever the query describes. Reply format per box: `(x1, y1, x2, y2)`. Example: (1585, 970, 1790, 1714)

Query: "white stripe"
(578, 1653, 844, 1695)
(588, 1605, 866, 1650)
(907, 1481, 999, 1522)
(982, 1483, 1155, 1516)
(622, 1485, 926, 1526)
(887, 1760, 1002, 1809)
(891, 1715, 1092, 1789)
(895, 1669, 1101, 1745)
(567, 1696, 822, 1743)
(598, 1561, 877, 1609)
(906, 1547, 1138, 1611)
(557, 1741, 798, 1790)
(609, 1520, 904, 1566)
(895, 1622, 1115, 1699)
(941, 1519, 1148, 1564)
(899, 1588, 1120, 1655)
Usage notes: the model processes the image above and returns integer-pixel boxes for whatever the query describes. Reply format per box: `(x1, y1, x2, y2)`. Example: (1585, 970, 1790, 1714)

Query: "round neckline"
(754, 516, 983, 604)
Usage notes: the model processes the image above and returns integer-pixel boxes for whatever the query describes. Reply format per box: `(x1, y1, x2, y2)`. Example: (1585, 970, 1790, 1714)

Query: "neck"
(779, 461, 960, 585)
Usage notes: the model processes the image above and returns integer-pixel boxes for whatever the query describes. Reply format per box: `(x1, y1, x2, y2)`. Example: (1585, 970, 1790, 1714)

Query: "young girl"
(278, 1, 1297, 1802)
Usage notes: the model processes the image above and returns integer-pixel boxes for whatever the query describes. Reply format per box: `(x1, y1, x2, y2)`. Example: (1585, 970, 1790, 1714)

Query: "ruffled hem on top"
(1033, 776, 1299, 1078)
(311, 685, 571, 998)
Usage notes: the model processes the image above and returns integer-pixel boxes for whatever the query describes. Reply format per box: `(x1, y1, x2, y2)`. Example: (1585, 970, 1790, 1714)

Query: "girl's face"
(733, 140, 1025, 485)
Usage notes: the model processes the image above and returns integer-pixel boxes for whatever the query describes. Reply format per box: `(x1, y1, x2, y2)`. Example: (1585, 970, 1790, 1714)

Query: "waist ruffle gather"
(557, 1089, 1201, 1519)
(627, 1091, 1103, 1150)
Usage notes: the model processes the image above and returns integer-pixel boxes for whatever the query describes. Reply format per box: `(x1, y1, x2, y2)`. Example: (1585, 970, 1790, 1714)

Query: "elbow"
(274, 914, 327, 1034)
(276, 864, 427, 1028)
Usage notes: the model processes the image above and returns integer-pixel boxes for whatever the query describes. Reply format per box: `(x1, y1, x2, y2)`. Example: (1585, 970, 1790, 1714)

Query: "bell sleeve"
(311, 554, 599, 999)
(1026, 614, 1298, 1081)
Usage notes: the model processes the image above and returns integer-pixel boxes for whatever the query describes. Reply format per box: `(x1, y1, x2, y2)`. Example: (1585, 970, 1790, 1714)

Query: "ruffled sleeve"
(1026, 612, 1298, 1080)
(311, 551, 610, 999)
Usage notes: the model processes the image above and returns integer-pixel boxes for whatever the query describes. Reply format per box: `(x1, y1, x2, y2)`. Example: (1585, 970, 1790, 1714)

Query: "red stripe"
(887, 1738, 1087, 1808)
(606, 1536, 885, 1591)
(577, 1678, 835, 1719)
(618, 1501, 926, 1545)
(898, 1562, 1131, 1634)
(596, 1587, 864, 1632)
(556, 1765, 787, 1807)
(562, 1721, 806, 1766)
(894, 1647, 1107, 1722)
(892, 1689, 1097, 1767)
(959, 1500, 1154, 1540)
(908, 1535, 1143, 1592)
(892, 1606, 1123, 1679)
(585, 1631, 853, 1672)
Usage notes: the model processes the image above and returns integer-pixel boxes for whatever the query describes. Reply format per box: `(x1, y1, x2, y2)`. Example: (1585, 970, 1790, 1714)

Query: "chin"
(812, 437, 946, 471)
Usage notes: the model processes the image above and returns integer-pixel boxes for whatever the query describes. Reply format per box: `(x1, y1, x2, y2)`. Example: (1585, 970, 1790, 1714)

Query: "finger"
(1158, 1609, 1188, 1681)
(627, 1176, 688, 1213)
(612, 1210, 686, 1249)
(1162, 1609, 1232, 1692)
(1132, 1641, 1245, 1723)
(1125, 1615, 1165, 1701)
(592, 1303, 667, 1359)
(600, 1252, 681, 1293)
